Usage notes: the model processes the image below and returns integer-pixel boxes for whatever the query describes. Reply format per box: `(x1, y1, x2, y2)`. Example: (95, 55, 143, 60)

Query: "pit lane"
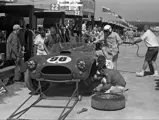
(1, 41, 159, 119)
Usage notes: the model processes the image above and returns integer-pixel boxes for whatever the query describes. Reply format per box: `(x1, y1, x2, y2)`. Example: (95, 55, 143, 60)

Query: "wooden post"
(62, 12, 65, 25)
(28, 5, 35, 58)
(91, 15, 94, 28)
(79, 16, 82, 37)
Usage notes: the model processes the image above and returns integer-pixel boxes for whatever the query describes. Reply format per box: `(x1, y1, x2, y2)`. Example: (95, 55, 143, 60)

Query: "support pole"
(29, 5, 35, 58)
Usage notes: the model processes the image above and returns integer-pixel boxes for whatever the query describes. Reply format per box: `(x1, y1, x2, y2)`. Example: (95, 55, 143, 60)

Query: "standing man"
(44, 26, 62, 54)
(34, 28, 47, 55)
(134, 25, 159, 77)
(6, 24, 22, 81)
(93, 25, 123, 70)
(24, 24, 36, 61)
(95, 26, 104, 50)
(82, 21, 87, 35)
(127, 28, 134, 44)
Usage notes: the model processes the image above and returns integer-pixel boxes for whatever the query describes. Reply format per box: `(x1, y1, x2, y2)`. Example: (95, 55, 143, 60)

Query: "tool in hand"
(77, 108, 88, 114)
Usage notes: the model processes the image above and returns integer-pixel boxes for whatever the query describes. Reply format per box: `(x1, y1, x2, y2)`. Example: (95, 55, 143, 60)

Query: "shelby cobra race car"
(25, 44, 97, 92)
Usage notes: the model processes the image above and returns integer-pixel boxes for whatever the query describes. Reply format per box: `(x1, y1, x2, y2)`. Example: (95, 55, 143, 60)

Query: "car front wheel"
(24, 69, 51, 93)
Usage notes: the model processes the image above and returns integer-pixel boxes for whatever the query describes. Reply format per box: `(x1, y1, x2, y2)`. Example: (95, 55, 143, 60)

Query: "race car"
(25, 44, 97, 92)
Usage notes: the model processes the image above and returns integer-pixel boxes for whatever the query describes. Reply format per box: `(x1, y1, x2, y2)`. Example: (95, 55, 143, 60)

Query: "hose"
(135, 43, 145, 58)
(122, 42, 145, 58)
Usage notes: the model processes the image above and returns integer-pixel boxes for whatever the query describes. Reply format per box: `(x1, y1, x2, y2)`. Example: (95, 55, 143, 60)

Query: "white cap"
(13, 24, 22, 30)
(104, 25, 111, 30)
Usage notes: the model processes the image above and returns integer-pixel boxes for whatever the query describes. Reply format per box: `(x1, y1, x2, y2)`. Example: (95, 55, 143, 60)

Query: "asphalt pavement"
(0, 41, 159, 119)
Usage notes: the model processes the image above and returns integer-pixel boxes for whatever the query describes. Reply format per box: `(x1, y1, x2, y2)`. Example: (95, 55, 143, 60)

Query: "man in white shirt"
(133, 25, 159, 77)
(82, 21, 87, 35)
(34, 29, 47, 55)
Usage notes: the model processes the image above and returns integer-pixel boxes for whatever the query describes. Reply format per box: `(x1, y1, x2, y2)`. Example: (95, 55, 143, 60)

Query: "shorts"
(145, 47, 159, 62)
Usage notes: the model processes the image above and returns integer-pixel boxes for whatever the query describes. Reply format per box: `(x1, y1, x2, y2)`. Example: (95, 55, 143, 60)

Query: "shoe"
(155, 87, 159, 90)
(150, 73, 159, 77)
(136, 71, 144, 77)
(150, 71, 159, 77)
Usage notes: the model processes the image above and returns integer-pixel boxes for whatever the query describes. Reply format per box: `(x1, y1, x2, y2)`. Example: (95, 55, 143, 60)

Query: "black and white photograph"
(0, 0, 159, 119)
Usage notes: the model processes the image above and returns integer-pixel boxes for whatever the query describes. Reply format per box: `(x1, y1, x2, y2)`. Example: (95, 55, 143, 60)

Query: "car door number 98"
(50, 57, 67, 62)
(47, 56, 72, 64)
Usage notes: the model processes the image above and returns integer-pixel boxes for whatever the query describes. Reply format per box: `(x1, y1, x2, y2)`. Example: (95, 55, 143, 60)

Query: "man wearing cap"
(6, 24, 22, 81)
(93, 25, 123, 70)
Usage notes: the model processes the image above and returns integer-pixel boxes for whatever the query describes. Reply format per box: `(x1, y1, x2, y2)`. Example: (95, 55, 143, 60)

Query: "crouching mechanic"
(134, 25, 159, 77)
(93, 55, 126, 94)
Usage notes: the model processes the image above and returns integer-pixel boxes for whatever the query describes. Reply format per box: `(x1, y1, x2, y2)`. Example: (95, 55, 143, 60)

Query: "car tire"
(91, 93, 126, 111)
(24, 69, 51, 93)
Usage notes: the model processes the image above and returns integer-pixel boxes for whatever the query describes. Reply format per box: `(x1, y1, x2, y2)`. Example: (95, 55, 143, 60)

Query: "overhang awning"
(66, 14, 82, 18)
(0, 2, 48, 17)
(0, 5, 34, 17)
(35, 10, 65, 18)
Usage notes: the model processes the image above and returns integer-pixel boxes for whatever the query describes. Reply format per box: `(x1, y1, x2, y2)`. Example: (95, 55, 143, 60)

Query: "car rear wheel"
(91, 93, 126, 111)
(24, 69, 51, 93)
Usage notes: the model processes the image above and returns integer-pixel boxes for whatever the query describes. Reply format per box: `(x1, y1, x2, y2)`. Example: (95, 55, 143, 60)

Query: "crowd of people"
(4, 22, 83, 82)
(3, 20, 159, 95)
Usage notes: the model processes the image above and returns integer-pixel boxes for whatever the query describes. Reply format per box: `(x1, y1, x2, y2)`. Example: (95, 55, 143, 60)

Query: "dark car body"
(27, 44, 97, 83)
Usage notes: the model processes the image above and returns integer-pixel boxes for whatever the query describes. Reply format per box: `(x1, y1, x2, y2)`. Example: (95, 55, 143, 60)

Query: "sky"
(17, 0, 159, 22)
(95, 0, 159, 22)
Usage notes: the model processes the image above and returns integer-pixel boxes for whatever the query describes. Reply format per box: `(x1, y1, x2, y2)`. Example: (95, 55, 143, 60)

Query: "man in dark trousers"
(6, 24, 22, 81)
(24, 24, 36, 61)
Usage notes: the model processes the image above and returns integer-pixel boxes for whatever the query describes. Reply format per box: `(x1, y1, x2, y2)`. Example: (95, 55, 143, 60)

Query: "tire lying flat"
(91, 93, 126, 111)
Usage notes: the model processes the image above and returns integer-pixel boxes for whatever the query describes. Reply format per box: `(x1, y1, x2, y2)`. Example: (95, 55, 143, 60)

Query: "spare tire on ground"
(91, 93, 126, 111)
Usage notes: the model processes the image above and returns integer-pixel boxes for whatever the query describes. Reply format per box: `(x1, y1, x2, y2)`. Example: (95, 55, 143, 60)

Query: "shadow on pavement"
(41, 82, 100, 97)
(144, 71, 154, 76)
(118, 70, 153, 76)
(118, 70, 136, 74)
(0, 82, 26, 104)
(154, 79, 159, 90)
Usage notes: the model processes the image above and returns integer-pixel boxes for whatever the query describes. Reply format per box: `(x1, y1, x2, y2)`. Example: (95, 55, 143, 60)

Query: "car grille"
(41, 66, 72, 74)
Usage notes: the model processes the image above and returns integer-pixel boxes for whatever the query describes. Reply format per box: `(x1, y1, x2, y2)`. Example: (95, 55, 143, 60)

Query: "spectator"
(34, 28, 47, 55)
(82, 21, 87, 35)
(127, 28, 134, 43)
(24, 24, 36, 61)
(44, 26, 62, 54)
(95, 26, 104, 51)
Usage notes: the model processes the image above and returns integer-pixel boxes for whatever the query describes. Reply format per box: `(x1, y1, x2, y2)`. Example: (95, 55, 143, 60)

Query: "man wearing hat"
(6, 24, 22, 81)
(93, 25, 123, 70)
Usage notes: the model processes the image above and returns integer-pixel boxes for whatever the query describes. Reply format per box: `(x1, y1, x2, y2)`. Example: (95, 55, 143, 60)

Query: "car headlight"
(77, 60, 87, 72)
(28, 60, 37, 71)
